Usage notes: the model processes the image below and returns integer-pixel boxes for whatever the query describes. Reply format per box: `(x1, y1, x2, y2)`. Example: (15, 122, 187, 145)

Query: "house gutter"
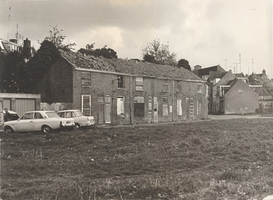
(74, 68, 206, 83)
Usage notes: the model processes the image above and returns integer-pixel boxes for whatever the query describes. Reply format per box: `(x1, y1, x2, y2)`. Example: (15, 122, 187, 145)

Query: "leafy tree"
(177, 59, 191, 71)
(44, 25, 75, 50)
(143, 54, 156, 63)
(0, 50, 27, 93)
(78, 44, 118, 59)
(142, 38, 176, 66)
(23, 40, 60, 99)
(249, 70, 273, 96)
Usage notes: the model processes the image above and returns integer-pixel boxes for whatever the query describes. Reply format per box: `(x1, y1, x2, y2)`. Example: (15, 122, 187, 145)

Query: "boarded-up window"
(81, 95, 91, 116)
(163, 97, 168, 116)
(117, 97, 125, 116)
(134, 96, 144, 117)
(117, 75, 124, 88)
(81, 72, 91, 87)
(177, 99, 182, 116)
(136, 77, 143, 91)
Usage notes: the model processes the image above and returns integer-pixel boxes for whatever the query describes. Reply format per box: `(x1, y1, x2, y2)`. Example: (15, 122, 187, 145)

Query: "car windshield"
(46, 112, 61, 118)
(74, 111, 84, 117)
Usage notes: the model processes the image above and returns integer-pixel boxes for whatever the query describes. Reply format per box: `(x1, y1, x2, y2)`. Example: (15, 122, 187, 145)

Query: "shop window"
(134, 96, 144, 117)
(81, 72, 91, 87)
(117, 75, 124, 88)
(136, 77, 143, 91)
(117, 97, 125, 116)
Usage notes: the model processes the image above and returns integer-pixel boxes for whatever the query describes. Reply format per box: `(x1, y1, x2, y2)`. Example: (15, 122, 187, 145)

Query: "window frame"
(81, 72, 91, 87)
(117, 75, 125, 88)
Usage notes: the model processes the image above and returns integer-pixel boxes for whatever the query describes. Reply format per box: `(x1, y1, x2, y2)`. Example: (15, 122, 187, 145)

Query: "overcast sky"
(0, 0, 272, 77)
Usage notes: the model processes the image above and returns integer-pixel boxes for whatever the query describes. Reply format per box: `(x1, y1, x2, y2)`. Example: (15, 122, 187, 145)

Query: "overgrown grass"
(1, 118, 273, 199)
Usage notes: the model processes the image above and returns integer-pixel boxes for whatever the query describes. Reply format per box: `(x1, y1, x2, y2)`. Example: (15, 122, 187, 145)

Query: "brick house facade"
(37, 49, 208, 125)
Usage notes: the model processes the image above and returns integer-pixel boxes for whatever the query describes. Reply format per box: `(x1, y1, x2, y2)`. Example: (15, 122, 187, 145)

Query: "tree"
(78, 43, 118, 59)
(142, 38, 176, 66)
(177, 59, 191, 71)
(44, 25, 75, 50)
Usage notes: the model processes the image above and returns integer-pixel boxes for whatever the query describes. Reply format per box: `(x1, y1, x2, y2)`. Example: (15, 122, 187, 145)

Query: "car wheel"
(42, 125, 52, 134)
(4, 127, 14, 134)
(74, 123, 81, 131)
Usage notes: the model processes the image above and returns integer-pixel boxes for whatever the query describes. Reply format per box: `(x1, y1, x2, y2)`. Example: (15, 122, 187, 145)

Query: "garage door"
(16, 99, 36, 117)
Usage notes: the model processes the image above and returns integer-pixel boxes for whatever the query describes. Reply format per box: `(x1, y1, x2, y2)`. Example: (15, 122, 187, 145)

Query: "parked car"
(57, 110, 95, 130)
(3, 110, 19, 122)
(3, 111, 75, 134)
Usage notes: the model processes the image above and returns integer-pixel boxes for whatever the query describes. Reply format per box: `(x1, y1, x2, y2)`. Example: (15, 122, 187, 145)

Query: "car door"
(16, 112, 34, 132)
(32, 112, 45, 131)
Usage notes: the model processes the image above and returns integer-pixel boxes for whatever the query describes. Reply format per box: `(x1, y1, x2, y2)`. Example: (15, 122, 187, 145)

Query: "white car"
(3, 111, 75, 134)
(57, 110, 95, 130)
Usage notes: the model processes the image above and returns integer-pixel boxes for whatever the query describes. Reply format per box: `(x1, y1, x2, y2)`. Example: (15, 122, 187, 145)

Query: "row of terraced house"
(36, 49, 208, 125)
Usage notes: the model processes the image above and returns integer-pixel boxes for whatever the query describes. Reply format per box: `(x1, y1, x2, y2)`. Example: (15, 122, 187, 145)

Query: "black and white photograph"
(0, 0, 272, 199)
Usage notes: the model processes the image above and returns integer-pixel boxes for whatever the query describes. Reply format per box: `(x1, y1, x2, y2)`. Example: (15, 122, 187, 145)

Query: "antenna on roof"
(224, 59, 227, 70)
(233, 62, 239, 73)
(239, 54, 241, 72)
(7, 7, 11, 40)
(252, 58, 254, 74)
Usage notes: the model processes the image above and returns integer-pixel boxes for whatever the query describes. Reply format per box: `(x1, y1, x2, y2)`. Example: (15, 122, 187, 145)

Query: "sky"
(0, 0, 272, 78)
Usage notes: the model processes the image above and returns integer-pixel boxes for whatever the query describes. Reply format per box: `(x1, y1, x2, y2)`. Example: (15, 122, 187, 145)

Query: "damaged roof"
(58, 49, 202, 81)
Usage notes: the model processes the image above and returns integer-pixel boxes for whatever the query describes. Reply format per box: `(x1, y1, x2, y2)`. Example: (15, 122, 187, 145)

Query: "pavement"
(208, 114, 273, 120)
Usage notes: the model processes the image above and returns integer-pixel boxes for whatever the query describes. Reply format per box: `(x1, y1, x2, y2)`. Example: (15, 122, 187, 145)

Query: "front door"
(82, 95, 91, 116)
(104, 95, 111, 123)
(153, 97, 158, 123)
(16, 112, 34, 132)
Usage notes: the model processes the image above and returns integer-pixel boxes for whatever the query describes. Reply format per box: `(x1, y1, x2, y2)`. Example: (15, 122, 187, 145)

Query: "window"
(197, 99, 202, 115)
(197, 85, 202, 93)
(163, 81, 168, 92)
(136, 77, 143, 91)
(66, 112, 76, 118)
(163, 97, 168, 116)
(34, 113, 43, 119)
(134, 96, 144, 117)
(21, 113, 33, 120)
(177, 82, 182, 91)
(117, 97, 125, 116)
(81, 72, 91, 87)
(117, 75, 124, 88)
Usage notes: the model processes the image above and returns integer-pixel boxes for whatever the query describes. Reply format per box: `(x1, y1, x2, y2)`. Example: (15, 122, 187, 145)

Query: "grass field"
(1, 118, 273, 200)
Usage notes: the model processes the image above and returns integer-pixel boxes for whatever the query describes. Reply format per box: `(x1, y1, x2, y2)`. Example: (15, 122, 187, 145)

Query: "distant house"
(36, 49, 208, 125)
(248, 71, 273, 113)
(218, 79, 259, 114)
(194, 65, 259, 114)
